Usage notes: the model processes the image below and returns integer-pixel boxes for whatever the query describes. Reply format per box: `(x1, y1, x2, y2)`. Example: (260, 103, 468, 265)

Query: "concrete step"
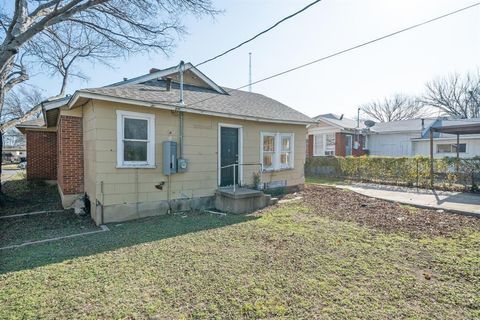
(215, 187, 271, 214)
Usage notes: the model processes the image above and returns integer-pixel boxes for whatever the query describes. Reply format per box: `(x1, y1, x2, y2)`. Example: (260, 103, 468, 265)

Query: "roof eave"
(69, 91, 313, 125)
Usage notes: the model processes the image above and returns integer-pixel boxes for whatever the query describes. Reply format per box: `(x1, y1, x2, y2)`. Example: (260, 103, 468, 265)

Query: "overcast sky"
(30, 0, 480, 119)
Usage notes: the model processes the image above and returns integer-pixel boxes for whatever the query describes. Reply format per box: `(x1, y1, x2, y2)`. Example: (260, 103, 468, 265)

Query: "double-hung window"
(116, 110, 155, 168)
(261, 132, 294, 171)
(280, 134, 293, 169)
(262, 134, 276, 170)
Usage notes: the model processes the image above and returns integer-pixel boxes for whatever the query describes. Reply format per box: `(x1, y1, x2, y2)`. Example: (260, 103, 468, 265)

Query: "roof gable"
(108, 63, 227, 94)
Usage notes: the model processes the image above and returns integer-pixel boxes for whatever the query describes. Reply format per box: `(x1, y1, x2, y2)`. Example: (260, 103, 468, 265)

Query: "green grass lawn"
(0, 197, 479, 319)
(305, 176, 346, 185)
(0, 210, 100, 247)
(0, 179, 62, 216)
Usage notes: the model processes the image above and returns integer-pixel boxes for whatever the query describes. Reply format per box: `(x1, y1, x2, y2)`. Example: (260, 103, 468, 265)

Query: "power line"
(194, 0, 323, 68)
(186, 1, 480, 108)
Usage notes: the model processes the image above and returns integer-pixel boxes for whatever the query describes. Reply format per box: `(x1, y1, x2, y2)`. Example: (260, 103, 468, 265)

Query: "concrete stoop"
(215, 187, 272, 214)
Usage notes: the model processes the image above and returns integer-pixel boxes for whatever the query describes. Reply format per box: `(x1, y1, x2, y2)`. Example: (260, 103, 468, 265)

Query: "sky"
(29, 0, 480, 119)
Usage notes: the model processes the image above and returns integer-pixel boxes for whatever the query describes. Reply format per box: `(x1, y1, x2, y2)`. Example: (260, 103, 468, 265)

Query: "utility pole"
(357, 107, 360, 128)
(248, 52, 252, 92)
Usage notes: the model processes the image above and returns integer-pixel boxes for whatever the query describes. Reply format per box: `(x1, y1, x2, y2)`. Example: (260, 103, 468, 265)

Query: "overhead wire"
(194, 0, 323, 68)
(185, 2, 480, 108)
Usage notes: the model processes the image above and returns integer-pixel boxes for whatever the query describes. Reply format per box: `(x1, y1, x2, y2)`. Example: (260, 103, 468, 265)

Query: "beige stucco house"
(17, 63, 312, 224)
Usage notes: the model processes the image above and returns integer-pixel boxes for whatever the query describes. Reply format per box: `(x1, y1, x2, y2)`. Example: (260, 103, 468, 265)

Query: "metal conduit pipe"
(179, 60, 185, 159)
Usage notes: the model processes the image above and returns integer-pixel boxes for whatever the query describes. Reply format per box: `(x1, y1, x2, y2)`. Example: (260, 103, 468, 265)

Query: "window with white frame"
(116, 110, 155, 168)
(314, 134, 324, 156)
(436, 143, 466, 154)
(363, 135, 369, 150)
(314, 133, 335, 156)
(261, 132, 294, 170)
(262, 134, 276, 170)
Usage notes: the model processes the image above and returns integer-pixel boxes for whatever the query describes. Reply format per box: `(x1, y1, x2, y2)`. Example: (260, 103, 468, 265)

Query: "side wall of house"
(88, 100, 306, 223)
(83, 102, 98, 222)
(368, 132, 419, 157)
(57, 111, 84, 206)
(25, 130, 57, 180)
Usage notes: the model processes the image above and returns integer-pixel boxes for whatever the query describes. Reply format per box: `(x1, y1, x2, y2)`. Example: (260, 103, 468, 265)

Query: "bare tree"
(1, 85, 43, 145)
(0, 0, 217, 112)
(0, 0, 217, 196)
(1, 86, 43, 123)
(27, 23, 119, 97)
(361, 94, 431, 122)
(422, 71, 480, 119)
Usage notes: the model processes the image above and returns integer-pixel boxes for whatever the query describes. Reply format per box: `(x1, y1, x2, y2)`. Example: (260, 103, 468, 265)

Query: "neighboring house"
(365, 118, 436, 157)
(307, 114, 367, 157)
(1, 147, 26, 163)
(17, 63, 312, 224)
(412, 118, 480, 158)
(307, 115, 480, 158)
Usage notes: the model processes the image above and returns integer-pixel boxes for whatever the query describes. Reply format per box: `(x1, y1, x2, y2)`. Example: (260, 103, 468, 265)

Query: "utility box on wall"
(163, 141, 177, 175)
(177, 158, 188, 173)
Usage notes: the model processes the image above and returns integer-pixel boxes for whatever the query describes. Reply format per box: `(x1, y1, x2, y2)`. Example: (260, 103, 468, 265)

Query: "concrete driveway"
(339, 182, 480, 217)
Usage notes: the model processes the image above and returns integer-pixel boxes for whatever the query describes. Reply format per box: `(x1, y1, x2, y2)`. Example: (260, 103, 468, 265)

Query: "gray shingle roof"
(81, 80, 313, 124)
(313, 113, 361, 129)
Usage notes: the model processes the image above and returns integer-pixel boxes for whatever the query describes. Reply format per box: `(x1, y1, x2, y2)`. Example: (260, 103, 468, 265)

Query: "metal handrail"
(220, 162, 263, 192)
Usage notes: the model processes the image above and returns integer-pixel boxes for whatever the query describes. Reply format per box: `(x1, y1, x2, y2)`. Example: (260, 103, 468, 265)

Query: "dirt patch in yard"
(301, 184, 480, 238)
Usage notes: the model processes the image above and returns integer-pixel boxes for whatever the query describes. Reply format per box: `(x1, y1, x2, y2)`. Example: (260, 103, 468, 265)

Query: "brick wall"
(57, 115, 84, 195)
(26, 131, 57, 180)
(307, 135, 314, 157)
(335, 132, 367, 157)
(335, 132, 346, 156)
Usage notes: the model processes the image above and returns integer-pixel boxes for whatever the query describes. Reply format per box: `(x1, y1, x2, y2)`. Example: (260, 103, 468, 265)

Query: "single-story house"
(17, 63, 312, 224)
(306, 113, 367, 157)
(307, 115, 480, 158)
(413, 118, 480, 158)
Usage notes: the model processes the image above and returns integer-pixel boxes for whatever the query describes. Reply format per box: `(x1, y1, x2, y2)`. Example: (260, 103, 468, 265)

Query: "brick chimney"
(165, 77, 172, 91)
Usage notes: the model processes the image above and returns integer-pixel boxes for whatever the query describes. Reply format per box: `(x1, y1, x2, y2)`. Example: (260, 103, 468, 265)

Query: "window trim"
(116, 110, 156, 168)
(260, 132, 295, 171)
(313, 134, 323, 157)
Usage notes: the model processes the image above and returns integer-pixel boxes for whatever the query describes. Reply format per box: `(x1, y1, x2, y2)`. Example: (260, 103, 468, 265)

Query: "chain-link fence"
(305, 156, 480, 192)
